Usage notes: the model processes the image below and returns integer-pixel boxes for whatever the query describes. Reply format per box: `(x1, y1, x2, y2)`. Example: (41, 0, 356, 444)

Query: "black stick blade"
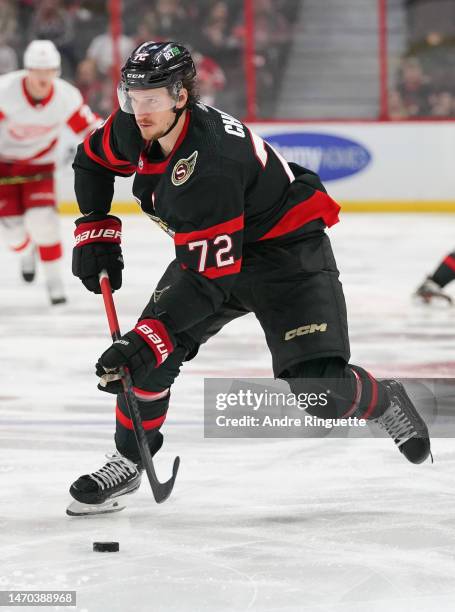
(152, 455, 180, 504)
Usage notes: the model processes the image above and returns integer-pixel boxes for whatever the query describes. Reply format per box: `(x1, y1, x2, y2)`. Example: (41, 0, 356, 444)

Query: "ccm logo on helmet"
(285, 323, 328, 341)
(136, 324, 170, 360)
(75, 229, 122, 245)
(127, 73, 145, 78)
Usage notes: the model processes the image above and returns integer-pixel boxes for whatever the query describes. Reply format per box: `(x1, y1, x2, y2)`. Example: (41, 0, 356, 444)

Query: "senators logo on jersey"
(171, 151, 198, 186)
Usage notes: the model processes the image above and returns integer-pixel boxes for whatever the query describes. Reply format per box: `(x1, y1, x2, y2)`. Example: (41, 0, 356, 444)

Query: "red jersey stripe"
(83, 136, 135, 175)
(258, 191, 340, 241)
(174, 214, 244, 245)
(67, 104, 96, 135)
(443, 255, 455, 272)
(102, 114, 136, 167)
(201, 257, 242, 279)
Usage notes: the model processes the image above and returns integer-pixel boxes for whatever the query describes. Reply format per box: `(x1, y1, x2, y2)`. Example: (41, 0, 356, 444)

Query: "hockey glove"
(96, 319, 175, 394)
(72, 213, 124, 293)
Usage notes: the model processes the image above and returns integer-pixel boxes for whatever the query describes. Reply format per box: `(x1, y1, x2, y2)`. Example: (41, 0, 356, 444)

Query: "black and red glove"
(72, 213, 124, 293)
(96, 318, 175, 394)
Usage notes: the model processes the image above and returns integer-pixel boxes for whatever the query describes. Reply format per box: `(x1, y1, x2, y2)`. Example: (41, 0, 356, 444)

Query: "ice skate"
(375, 380, 431, 464)
(20, 249, 36, 283)
(67, 451, 142, 516)
(414, 277, 452, 305)
(46, 277, 67, 306)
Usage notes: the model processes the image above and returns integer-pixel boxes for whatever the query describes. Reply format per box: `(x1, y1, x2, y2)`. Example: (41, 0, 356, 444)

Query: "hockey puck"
(93, 541, 119, 553)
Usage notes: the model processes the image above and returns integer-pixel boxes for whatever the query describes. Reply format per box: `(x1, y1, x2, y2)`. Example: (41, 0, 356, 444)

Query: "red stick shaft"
(99, 270, 121, 339)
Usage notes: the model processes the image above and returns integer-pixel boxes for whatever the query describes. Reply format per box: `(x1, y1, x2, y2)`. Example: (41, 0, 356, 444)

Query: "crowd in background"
(390, 0, 455, 118)
(0, 0, 298, 119)
(0, 0, 454, 119)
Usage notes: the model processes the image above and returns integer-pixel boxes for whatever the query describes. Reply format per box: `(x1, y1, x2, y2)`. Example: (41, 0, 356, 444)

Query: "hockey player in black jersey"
(67, 41, 431, 515)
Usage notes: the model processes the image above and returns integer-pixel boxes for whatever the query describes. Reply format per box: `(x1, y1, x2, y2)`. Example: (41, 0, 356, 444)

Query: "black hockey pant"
(115, 226, 389, 462)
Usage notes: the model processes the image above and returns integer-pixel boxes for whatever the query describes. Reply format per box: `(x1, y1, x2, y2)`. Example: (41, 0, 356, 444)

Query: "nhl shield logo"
(172, 151, 198, 186)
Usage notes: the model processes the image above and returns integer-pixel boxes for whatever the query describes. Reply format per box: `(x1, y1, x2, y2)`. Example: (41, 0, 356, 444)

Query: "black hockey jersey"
(73, 103, 340, 333)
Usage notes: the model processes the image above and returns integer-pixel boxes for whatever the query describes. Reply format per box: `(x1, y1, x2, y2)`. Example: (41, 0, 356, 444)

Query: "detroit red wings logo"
(171, 151, 198, 186)
(8, 123, 58, 140)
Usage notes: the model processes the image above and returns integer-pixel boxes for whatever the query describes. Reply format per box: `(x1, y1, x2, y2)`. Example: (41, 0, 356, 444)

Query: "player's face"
(26, 69, 59, 98)
(130, 87, 186, 140)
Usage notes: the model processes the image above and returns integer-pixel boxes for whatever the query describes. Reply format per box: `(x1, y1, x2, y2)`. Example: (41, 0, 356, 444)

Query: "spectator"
(198, 2, 235, 64)
(388, 89, 408, 120)
(9, 0, 301, 120)
(252, 0, 292, 116)
(429, 91, 454, 117)
(0, 44, 17, 74)
(255, 0, 291, 50)
(27, 0, 76, 76)
(85, 29, 135, 76)
(0, 0, 17, 47)
(74, 57, 104, 113)
(131, 10, 160, 47)
(193, 50, 226, 106)
(28, 1, 74, 48)
(154, 0, 186, 41)
(396, 56, 432, 117)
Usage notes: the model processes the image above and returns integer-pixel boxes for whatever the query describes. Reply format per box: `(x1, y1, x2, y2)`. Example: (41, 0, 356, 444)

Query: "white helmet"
(23, 40, 61, 72)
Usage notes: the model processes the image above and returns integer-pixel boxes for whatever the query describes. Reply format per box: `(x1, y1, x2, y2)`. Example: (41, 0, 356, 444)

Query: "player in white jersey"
(0, 40, 100, 304)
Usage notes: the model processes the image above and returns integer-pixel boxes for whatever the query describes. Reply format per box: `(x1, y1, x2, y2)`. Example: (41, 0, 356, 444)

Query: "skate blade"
(66, 498, 126, 516)
(412, 294, 453, 308)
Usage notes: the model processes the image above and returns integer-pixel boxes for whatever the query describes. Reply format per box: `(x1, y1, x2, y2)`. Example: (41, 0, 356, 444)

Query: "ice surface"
(1, 214, 454, 612)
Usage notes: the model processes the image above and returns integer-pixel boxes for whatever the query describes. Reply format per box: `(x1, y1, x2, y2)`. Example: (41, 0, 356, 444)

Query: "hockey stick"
(0, 172, 53, 185)
(98, 269, 180, 504)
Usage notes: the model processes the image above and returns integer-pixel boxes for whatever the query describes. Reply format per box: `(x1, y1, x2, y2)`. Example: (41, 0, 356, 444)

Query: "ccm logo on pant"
(136, 323, 170, 361)
(75, 229, 122, 245)
(285, 323, 328, 341)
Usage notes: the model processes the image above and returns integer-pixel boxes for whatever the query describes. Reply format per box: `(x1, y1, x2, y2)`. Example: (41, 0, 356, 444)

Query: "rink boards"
(56, 120, 455, 214)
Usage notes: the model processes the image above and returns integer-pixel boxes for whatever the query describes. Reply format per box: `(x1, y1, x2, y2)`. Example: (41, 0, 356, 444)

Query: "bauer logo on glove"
(74, 227, 122, 246)
(96, 319, 175, 394)
(72, 213, 124, 293)
(135, 322, 171, 362)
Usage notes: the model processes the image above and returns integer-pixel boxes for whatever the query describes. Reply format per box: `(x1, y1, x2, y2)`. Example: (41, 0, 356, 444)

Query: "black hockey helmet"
(121, 41, 195, 89)
(118, 41, 196, 114)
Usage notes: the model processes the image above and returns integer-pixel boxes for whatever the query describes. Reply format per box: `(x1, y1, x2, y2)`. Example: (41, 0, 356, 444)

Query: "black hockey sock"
(431, 252, 455, 288)
(114, 391, 169, 464)
(347, 365, 389, 419)
(284, 357, 388, 420)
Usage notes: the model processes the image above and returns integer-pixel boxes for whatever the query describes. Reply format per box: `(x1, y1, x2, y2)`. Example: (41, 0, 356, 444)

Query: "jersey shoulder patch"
(171, 150, 198, 186)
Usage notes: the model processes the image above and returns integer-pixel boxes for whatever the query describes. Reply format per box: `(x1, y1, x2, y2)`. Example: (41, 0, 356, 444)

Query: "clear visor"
(117, 81, 179, 114)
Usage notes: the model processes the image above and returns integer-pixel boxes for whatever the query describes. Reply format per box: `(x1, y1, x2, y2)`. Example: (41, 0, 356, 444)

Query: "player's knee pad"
(0, 215, 28, 250)
(25, 206, 60, 246)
